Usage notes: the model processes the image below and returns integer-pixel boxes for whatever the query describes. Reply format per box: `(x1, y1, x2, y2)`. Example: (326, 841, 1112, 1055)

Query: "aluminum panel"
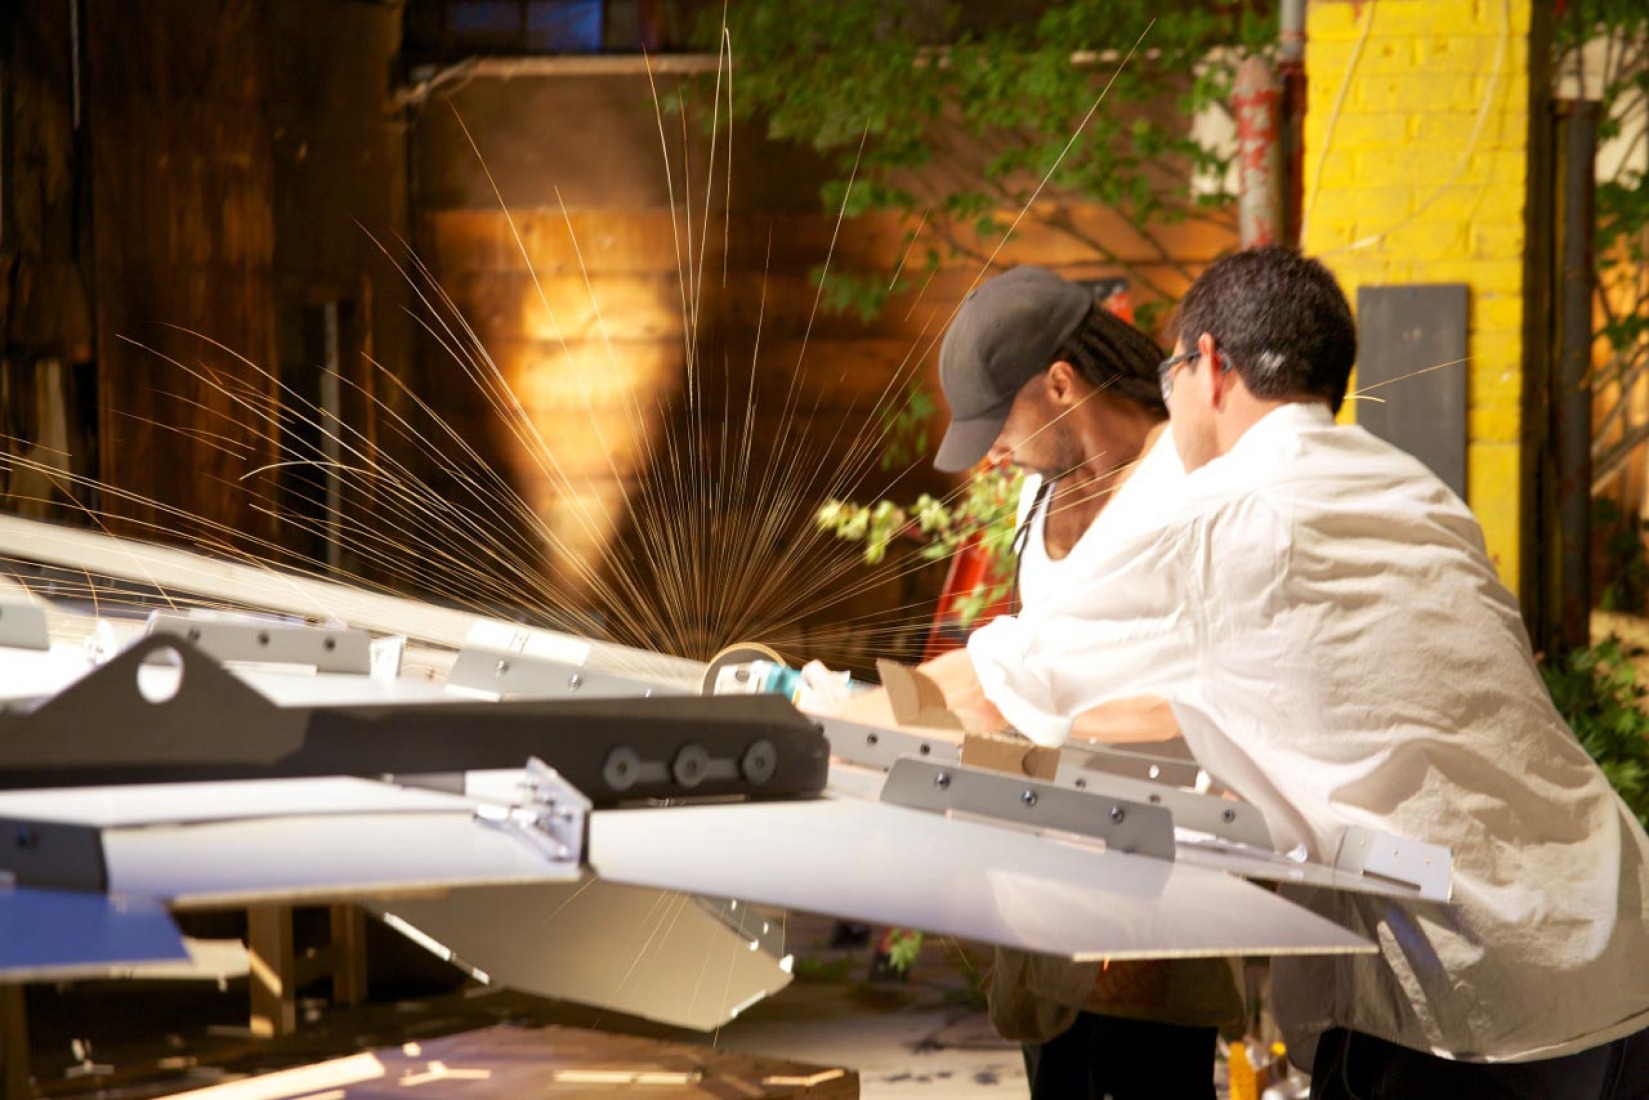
(591, 798, 1374, 960)
(0, 777, 478, 826)
(376, 879, 792, 1031)
(104, 813, 581, 907)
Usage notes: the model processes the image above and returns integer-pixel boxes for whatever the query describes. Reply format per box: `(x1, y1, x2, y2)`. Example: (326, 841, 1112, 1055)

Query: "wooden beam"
(248, 905, 297, 1038)
(0, 985, 29, 1100)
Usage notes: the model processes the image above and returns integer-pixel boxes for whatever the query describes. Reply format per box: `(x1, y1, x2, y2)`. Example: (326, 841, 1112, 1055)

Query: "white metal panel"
(0, 886, 187, 981)
(0, 777, 478, 826)
(104, 813, 581, 907)
(231, 668, 455, 708)
(0, 514, 705, 689)
(826, 761, 1425, 902)
(591, 798, 1374, 961)
(1176, 838, 1426, 901)
(376, 879, 792, 1031)
(0, 644, 95, 704)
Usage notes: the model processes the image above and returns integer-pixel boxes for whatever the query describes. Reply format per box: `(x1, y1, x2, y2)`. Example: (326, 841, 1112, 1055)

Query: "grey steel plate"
(826, 762, 1426, 902)
(590, 797, 1374, 961)
(376, 879, 792, 1031)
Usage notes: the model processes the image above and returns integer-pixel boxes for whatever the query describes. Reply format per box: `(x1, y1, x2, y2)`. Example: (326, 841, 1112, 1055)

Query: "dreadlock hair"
(1050, 303, 1168, 419)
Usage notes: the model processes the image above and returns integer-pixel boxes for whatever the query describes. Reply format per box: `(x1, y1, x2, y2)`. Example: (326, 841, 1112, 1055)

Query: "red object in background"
(920, 282, 1132, 660)
(920, 532, 1016, 661)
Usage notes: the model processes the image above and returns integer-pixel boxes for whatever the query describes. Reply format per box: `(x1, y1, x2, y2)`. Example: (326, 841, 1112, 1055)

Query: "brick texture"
(1303, 0, 1532, 592)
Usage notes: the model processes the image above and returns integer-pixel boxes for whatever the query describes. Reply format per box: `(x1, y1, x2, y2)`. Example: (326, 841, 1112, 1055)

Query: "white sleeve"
(966, 526, 1205, 747)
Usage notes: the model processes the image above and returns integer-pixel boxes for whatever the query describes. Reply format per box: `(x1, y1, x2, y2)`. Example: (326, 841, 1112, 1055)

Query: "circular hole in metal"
(867, 733, 879, 746)
(137, 645, 185, 704)
(323, 638, 337, 652)
(187, 628, 201, 642)
(918, 743, 931, 755)
(257, 631, 271, 647)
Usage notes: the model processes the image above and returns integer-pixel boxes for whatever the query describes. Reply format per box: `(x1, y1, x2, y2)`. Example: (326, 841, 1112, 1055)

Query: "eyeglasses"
(1157, 349, 1201, 405)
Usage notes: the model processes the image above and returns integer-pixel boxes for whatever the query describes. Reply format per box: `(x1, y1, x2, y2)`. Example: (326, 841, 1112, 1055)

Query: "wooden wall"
(85, 0, 281, 547)
(0, 1, 413, 571)
(410, 65, 1231, 664)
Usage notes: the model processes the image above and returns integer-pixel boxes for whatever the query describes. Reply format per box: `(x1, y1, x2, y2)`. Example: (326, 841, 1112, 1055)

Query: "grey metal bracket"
(1052, 765, 1274, 850)
(449, 646, 686, 700)
(146, 612, 371, 675)
(0, 603, 50, 651)
(471, 757, 592, 868)
(1060, 743, 1204, 789)
(0, 817, 109, 892)
(691, 895, 786, 959)
(1334, 825, 1452, 902)
(817, 717, 962, 771)
(880, 758, 1175, 861)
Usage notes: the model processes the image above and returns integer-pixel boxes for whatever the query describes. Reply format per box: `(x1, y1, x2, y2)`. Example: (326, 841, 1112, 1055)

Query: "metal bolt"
(933, 772, 951, 790)
(1109, 806, 1127, 823)
(567, 673, 582, 690)
(1021, 790, 1038, 808)
(495, 660, 510, 676)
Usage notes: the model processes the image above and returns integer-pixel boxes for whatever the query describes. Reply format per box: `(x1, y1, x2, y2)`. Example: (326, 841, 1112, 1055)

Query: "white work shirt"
(970, 402, 1649, 1062)
(1010, 431, 1186, 611)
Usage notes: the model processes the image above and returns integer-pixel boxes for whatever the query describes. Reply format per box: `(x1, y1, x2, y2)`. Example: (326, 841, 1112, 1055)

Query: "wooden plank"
(0, 985, 27, 1100)
(156, 1023, 855, 1098)
(329, 905, 369, 1008)
(427, 203, 1231, 279)
(247, 905, 297, 1038)
(435, 271, 689, 342)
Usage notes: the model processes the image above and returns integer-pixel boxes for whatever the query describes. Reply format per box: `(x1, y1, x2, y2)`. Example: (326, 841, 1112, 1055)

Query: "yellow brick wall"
(1302, 0, 1532, 592)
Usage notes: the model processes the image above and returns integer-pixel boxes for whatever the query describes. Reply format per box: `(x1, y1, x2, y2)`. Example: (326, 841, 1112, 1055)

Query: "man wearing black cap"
(842, 265, 1241, 1099)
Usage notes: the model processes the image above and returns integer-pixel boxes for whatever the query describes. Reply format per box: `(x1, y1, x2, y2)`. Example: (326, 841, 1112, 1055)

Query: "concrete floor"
(709, 925, 1030, 1097)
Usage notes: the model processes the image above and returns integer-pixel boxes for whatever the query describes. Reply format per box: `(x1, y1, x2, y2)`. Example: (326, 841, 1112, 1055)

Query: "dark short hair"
(1174, 246, 1356, 413)
(1052, 304, 1168, 419)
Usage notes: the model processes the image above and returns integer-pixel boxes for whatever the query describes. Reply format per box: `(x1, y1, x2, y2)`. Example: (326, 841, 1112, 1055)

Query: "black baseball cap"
(933, 266, 1092, 472)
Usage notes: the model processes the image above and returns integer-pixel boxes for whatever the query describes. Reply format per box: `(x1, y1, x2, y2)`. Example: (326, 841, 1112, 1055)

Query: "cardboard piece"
(876, 659, 965, 731)
(960, 730, 1060, 781)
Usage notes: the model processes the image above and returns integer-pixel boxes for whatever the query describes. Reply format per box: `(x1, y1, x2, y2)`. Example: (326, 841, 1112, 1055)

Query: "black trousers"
(1311, 1026, 1649, 1100)
(1022, 1010, 1217, 1100)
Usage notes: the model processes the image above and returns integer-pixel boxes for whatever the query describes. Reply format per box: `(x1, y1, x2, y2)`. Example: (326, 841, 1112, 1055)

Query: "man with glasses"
(976, 246, 1649, 1097)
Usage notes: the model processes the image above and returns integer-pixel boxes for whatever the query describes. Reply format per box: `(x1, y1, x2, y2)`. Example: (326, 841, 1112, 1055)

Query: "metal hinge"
(448, 646, 685, 700)
(471, 758, 592, 868)
(1334, 825, 1452, 901)
(815, 716, 962, 772)
(147, 611, 370, 674)
(879, 758, 1175, 861)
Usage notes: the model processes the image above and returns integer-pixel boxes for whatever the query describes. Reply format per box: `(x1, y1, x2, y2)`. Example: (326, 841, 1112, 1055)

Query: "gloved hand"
(794, 659, 858, 716)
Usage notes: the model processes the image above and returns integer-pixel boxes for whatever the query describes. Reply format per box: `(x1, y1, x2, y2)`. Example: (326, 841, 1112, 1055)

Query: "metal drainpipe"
(1234, 55, 1284, 248)
(1278, 0, 1307, 245)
